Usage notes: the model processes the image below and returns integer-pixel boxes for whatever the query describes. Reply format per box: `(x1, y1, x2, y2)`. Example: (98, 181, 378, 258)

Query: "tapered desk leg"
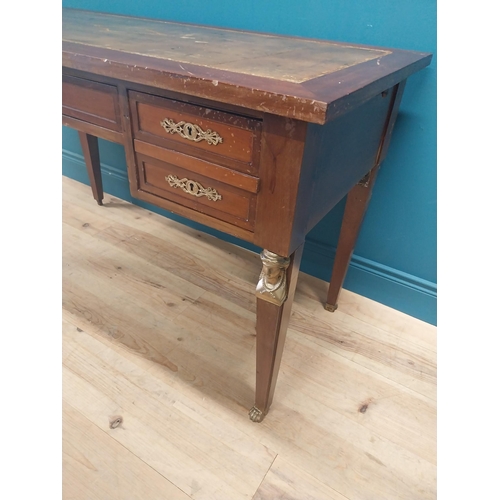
(325, 166, 380, 312)
(78, 132, 104, 206)
(325, 81, 407, 312)
(249, 243, 304, 423)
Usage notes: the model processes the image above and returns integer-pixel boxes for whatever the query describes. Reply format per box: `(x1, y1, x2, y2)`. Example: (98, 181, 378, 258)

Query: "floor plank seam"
(285, 340, 436, 404)
(251, 453, 278, 500)
(63, 398, 191, 499)
(62, 177, 437, 500)
(292, 331, 436, 388)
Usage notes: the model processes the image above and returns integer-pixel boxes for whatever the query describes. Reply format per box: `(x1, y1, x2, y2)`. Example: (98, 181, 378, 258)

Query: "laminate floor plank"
(62, 176, 437, 500)
(280, 332, 437, 461)
(63, 223, 206, 322)
(290, 304, 436, 401)
(298, 273, 437, 352)
(63, 178, 261, 291)
(252, 455, 348, 500)
(62, 401, 191, 500)
(63, 324, 275, 500)
(63, 273, 257, 405)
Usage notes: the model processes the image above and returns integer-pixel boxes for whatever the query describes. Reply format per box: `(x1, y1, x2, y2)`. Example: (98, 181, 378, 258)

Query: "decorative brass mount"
(255, 250, 290, 306)
(165, 175, 222, 201)
(160, 118, 223, 145)
(357, 172, 371, 187)
(248, 406, 264, 422)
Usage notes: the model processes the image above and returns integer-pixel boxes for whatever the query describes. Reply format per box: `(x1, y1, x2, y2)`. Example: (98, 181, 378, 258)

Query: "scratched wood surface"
(62, 9, 389, 84)
(62, 9, 431, 124)
(62, 176, 437, 500)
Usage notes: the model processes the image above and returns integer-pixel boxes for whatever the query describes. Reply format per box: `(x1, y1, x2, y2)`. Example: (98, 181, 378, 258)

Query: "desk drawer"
(62, 75, 122, 132)
(129, 91, 261, 175)
(136, 152, 257, 230)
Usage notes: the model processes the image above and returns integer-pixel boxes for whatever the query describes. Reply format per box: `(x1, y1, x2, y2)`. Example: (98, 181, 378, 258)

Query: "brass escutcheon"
(160, 118, 223, 145)
(166, 174, 222, 201)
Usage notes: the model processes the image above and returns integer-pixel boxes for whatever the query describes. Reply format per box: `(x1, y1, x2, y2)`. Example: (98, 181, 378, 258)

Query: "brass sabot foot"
(324, 303, 338, 312)
(248, 406, 265, 423)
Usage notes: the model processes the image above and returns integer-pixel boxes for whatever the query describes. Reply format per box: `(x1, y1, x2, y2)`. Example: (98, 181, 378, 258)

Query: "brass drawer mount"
(165, 174, 222, 202)
(160, 118, 223, 146)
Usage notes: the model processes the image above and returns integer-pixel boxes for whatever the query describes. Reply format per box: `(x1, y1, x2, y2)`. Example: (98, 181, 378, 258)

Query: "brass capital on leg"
(255, 250, 290, 306)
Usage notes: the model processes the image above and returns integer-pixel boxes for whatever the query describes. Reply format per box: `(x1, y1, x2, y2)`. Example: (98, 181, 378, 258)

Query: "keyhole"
(183, 123, 197, 140)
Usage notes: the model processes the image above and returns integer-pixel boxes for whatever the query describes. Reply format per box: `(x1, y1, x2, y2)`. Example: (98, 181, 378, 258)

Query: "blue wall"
(62, 0, 437, 324)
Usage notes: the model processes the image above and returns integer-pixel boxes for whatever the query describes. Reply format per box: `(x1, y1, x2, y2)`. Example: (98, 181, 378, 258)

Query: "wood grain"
(253, 455, 348, 500)
(253, 115, 309, 256)
(62, 176, 436, 500)
(306, 88, 394, 232)
(78, 132, 103, 206)
(63, 74, 122, 132)
(62, 9, 389, 84)
(325, 81, 407, 308)
(255, 243, 304, 416)
(62, 115, 123, 144)
(131, 92, 259, 166)
(134, 140, 260, 193)
(62, 8, 431, 124)
(63, 399, 191, 500)
(137, 153, 256, 230)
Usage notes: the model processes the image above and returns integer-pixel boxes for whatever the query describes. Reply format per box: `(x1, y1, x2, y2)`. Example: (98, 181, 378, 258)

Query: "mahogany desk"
(62, 8, 431, 422)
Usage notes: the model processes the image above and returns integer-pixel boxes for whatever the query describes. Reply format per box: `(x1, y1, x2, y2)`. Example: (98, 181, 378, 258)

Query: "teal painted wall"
(62, 0, 437, 324)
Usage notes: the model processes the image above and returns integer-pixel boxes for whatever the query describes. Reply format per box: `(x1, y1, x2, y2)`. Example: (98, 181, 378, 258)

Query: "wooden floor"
(62, 176, 437, 500)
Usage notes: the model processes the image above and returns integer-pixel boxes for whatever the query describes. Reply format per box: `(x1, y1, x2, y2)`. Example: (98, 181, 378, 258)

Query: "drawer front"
(134, 140, 260, 194)
(136, 153, 257, 231)
(130, 91, 261, 175)
(62, 75, 122, 132)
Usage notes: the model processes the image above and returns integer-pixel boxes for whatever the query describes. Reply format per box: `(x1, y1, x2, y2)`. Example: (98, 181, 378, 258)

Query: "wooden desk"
(62, 8, 431, 422)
